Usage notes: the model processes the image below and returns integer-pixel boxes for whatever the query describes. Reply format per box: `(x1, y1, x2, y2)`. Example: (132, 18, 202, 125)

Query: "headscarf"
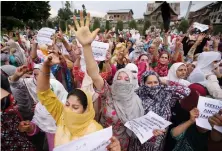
(125, 63, 139, 88)
(32, 79, 68, 133)
(135, 71, 173, 150)
(163, 62, 191, 86)
(55, 89, 103, 146)
(154, 52, 169, 77)
(111, 68, 144, 128)
(129, 41, 147, 63)
(0, 65, 16, 77)
(188, 51, 221, 84)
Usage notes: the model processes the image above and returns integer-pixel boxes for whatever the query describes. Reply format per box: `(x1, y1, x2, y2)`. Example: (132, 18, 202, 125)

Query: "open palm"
(70, 11, 100, 46)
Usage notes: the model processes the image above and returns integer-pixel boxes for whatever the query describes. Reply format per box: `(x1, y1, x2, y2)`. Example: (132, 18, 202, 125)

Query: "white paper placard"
(196, 96, 222, 131)
(37, 28, 55, 45)
(125, 111, 171, 144)
(53, 126, 112, 151)
(193, 22, 209, 32)
(91, 41, 109, 61)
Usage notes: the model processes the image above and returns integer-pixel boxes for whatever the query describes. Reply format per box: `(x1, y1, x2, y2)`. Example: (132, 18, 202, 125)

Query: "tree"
(116, 20, 123, 33)
(82, 4, 87, 17)
(1, 1, 50, 22)
(143, 20, 151, 35)
(60, 20, 66, 32)
(105, 20, 110, 30)
(178, 19, 189, 33)
(93, 19, 100, 31)
(202, 19, 211, 25)
(58, 1, 73, 21)
(1, 16, 25, 31)
(129, 20, 137, 29)
(213, 25, 222, 35)
(47, 20, 54, 28)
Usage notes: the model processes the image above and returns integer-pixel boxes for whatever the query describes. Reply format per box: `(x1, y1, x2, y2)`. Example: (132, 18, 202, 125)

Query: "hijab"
(62, 89, 102, 136)
(163, 62, 191, 86)
(111, 68, 144, 126)
(125, 63, 139, 88)
(188, 52, 221, 84)
(154, 52, 169, 77)
(1, 65, 16, 77)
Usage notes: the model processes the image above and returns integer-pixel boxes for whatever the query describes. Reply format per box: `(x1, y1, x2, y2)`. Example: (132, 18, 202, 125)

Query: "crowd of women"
(1, 11, 222, 151)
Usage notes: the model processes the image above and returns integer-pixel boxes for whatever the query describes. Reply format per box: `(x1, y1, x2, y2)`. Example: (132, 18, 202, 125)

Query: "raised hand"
(15, 65, 29, 77)
(197, 33, 206, 42)
(208, 109, 222, 127)
(71, 11, 100, 46)
(44, 49, 62, 66)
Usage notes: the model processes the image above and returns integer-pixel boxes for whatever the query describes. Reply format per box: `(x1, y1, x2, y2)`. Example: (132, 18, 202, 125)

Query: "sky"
(49, 1, 214, 19)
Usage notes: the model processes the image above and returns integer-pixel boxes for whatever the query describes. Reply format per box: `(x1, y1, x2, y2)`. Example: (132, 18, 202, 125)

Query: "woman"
(137, 54, 153, 83)
(129, 42, 146, 63)
(125, 63, 139, 88)
(129, 71, 190, 151)
(36, 12, 121, 151)
(1, 74, 36, 151)
(153, 51, 171, 77)
(71, 12, 144, 150)
(161, 62, 191, 86)
(126, 40, 134, 54)
(188, 51, 222, 100)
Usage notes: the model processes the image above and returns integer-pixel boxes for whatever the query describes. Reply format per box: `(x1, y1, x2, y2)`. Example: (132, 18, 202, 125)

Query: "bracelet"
(39, 69, 50, 76)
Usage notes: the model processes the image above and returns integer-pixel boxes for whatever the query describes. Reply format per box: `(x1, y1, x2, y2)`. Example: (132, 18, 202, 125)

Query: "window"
(117, 15, 119, 17)
(114, 15, 116, 17)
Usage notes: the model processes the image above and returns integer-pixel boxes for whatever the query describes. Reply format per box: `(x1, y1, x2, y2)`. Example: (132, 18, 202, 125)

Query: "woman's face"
(139, 55, 149, 64)
(213, 60, 221, 69)
(127, 41, 132, 48)
(117, 71, 130, 82)
(65, 96, 84, 114)
(159, 54, 169, 65)
(148, 45, 155, 54)
(186, 63, 195, 76)
(145, 75, 159, 87)
(176, 65, 187, 79)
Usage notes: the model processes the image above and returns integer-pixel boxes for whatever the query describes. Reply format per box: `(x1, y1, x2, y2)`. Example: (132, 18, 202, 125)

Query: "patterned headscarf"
(154, 51, 169, 77)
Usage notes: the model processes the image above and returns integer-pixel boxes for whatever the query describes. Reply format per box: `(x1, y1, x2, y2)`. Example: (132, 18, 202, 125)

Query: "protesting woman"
(71, 11, 144, 150)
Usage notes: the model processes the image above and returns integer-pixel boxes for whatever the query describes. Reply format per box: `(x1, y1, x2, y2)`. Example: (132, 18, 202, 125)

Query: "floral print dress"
(95, 81, 130, 151)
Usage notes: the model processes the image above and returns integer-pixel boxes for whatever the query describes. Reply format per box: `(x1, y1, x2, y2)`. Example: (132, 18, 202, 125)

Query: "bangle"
(39, 69, 50, 76)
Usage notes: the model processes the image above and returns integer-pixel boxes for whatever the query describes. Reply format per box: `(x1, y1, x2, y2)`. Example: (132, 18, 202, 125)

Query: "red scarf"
(154, 61, 168, 77)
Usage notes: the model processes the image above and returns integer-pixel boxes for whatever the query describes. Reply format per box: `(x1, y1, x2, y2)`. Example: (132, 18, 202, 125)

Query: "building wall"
(209, 3, 222, 24)
(107, 12, 133, 21)
(144, 7, 163, 28)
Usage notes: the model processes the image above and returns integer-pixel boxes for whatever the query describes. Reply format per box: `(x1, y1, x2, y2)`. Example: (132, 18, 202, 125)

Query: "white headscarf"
(111, 68, 144, 136)
(31, 79, 68, 133)
(188, 52, 221, 85)
(162, 62, 191, 86)
(125, 63, 139, 88)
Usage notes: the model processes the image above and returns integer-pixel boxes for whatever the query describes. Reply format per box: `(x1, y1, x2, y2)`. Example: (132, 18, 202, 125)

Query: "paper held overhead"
(37, 27, 56, 45)
(193, 22, 209, 32)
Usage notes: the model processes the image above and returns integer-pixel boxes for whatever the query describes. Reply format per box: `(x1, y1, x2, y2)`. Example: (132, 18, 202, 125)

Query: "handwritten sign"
(193, 22, 209, 32)
(125, 111, 171, 144)
(53, 127, 112, 151)
(37, 28, 55, 45)
(196, 96, 222, 131)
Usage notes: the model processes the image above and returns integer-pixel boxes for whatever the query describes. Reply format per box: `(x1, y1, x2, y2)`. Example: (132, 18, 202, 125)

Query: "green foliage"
(129, 20, 137, 29)
(202, 19, 211, 25)
(1, 16, 25, 31)
(93, 19, 100, 31)
(116, 20, 123, 33)
(58, 1, 73, 21)
(47, 20, 54, 28)
(1, 1, 50, 22)
(105, 20, 110, 30)
(143, 20, 151, 35)
(59, 20, 66, 32)
(178, 19, 189, 33)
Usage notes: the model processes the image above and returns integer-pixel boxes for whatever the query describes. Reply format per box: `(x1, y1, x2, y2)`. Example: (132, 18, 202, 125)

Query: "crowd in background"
(1, 11, 222, 151)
